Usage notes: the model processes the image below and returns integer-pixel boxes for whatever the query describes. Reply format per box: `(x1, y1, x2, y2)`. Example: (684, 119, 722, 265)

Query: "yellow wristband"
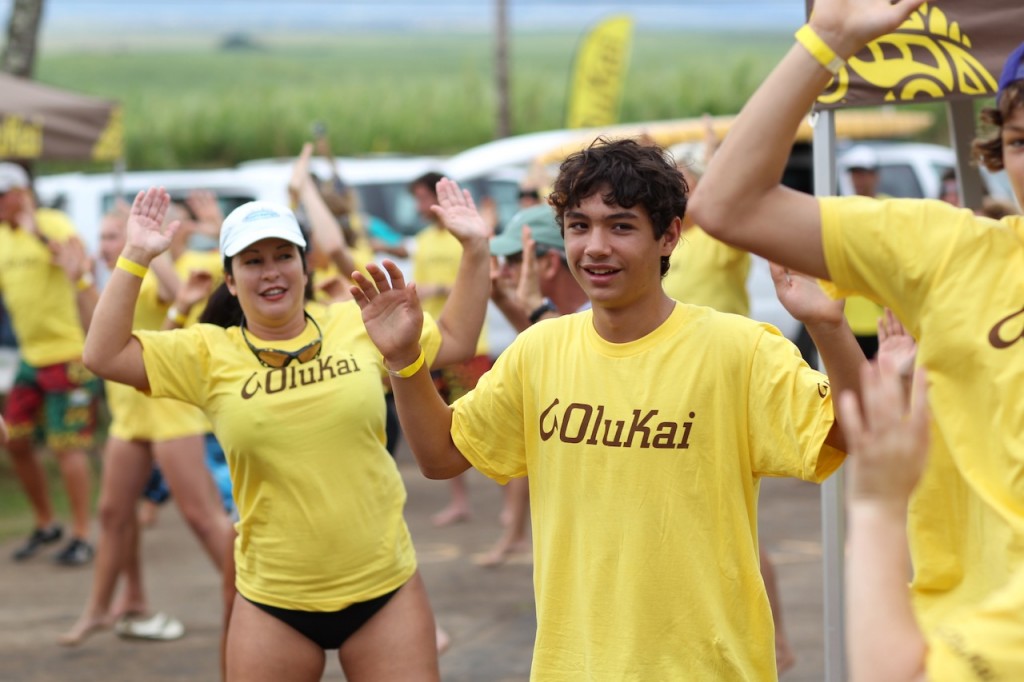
(386, 348, 425, 379)
(116, 256, 149, 279)
(795, 24, 844, 76)
(76, 272, 95, 292)
(166, 305, 187, 327)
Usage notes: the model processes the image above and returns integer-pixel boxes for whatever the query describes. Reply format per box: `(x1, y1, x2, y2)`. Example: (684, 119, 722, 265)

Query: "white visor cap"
(219, 201, 307, 260)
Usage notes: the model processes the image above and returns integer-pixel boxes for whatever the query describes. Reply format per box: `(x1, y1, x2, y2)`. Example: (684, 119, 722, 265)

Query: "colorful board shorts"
(4, 359, 101, 451)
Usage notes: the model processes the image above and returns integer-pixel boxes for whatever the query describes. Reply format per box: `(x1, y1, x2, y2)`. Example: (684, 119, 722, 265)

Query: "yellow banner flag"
(566, 15, 634, 129)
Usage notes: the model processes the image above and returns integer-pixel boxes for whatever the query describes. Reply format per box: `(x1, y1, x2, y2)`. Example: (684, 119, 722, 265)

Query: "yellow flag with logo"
(566, 15, 634, 129)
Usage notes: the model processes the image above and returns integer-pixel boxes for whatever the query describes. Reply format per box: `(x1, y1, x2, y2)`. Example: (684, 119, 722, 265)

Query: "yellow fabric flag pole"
(565, 15, 635, 130)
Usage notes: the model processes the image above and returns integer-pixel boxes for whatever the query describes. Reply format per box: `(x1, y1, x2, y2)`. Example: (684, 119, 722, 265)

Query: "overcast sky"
(3, 0, 806, 38)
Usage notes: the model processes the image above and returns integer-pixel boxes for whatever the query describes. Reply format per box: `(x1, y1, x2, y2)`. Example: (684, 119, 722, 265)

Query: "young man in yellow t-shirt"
(354, 140, 865, 680)
(0, 162, 99, 567)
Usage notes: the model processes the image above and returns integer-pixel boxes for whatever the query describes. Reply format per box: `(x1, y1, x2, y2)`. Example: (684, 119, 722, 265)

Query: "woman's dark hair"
(199, 248, 314, 329)
(548, 138, 687, 277)
(972, 81, 1024, 172)
(198, 281, 243, 328)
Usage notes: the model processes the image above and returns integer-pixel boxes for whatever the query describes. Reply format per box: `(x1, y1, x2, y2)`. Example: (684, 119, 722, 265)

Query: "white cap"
(0, 162, 29, 193)
(219, 201, 306, 260)
(840, 145, 879, 171)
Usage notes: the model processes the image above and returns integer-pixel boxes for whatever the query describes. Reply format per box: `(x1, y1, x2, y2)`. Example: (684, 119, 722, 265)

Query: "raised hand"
(186, 189, 224, 230)
(49, 236, 92, 284)
(176, 269, 215, 310)
(876, 308, 916, 378)
(808, 0, 929, 59)
(769, 262, 844, 327)
(350, 261, 424, 365)
(124, 187, 179, 262)
(288, 142, 315, 205)
(839, 362, 929, 508)
(0, 414, 7, 445)
(431, 178, 488, 246)
(515, 225, 544, 313)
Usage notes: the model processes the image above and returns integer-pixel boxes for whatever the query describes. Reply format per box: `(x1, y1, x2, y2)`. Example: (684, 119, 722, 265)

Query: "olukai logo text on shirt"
(989, 305, 1024, 349)
(241, 354, 361, 399)
(539, 399, 695, 449)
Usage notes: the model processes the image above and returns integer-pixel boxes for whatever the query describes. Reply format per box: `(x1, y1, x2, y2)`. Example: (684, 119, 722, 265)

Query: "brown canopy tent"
(0, 72, 122, 161)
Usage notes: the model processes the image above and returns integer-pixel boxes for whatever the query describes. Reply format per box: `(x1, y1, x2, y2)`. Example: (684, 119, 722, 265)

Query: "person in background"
(58, 208, 233, 647)
(0, 161, 100, 567)
(409, 171, 492, 527)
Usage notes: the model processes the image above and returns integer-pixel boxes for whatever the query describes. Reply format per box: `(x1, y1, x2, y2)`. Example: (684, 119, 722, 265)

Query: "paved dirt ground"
(0, 444, 834, 681)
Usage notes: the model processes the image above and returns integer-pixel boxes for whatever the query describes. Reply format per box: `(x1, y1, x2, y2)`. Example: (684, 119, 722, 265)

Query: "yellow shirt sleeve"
(746, 323, 844, 480)
(134, 326, 212, 406)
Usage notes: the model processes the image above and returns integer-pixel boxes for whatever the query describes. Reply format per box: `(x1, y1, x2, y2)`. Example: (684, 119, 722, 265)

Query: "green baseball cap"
(490, 204, 564, 257)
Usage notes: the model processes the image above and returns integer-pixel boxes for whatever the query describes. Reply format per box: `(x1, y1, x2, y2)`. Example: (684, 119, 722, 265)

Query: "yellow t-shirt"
(451, 304, 842, 680)
(413, 224, 487, 355)
(134, 302, 441, 611)
(174, 249, 224, 326)
(662, 226, 751, 316)
(0, 209, 84, 366)
(820, 196, 1024, 636)
(106, 272, 208, 443)
(926, 566, 1024, 681)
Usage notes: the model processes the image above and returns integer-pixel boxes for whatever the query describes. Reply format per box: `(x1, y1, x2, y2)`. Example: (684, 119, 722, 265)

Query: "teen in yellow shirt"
(355, 140, 863, 680)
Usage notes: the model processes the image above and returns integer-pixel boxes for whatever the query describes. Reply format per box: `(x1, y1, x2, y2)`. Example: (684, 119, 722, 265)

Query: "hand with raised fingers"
(288, 142, 315, 205)
(431, 178, 488, 246)
(186, 189, 224, 228)
(350, 260, 424, 365)
(176, 269, 214, 310)
(876, 308, 917, 378)
(769, 262, 844, 328)
(839, 362, 929, 510)
(123, 187, 179, 264)
(808, 0, 928, 60)
(49, 236, 92, 284)
(515, 225, 544, 313)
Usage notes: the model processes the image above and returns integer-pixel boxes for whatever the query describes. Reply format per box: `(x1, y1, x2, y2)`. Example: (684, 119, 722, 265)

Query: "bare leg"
(155, 435, 233, 571)
(60, 438, 151, 646)
(226, 594, 326, 682)
(221, 526, 238, 682)
(760, 544, 796, 675)
(478, 477, 531, 567)
(6, 438, 55, 528)
(53, 448, 93, 540)
(432, 473, 470, 527)
(111, 508, 148, 618)
(137, 499, 161, 528)
(339, 572, 440, 682)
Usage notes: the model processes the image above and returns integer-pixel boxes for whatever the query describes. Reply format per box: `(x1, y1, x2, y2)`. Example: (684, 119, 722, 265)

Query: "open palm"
(431, 177, 488, 245)
(125, 187, 178, 260)
(351, 261, 424, 362)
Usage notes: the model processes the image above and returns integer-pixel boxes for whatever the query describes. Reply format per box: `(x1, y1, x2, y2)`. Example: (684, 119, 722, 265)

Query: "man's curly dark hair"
(548, 138, 687, 276)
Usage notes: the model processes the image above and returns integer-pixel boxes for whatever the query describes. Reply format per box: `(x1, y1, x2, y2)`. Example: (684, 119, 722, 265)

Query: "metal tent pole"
(946, 99, 985, 210)
(811, 107, 847, 682)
